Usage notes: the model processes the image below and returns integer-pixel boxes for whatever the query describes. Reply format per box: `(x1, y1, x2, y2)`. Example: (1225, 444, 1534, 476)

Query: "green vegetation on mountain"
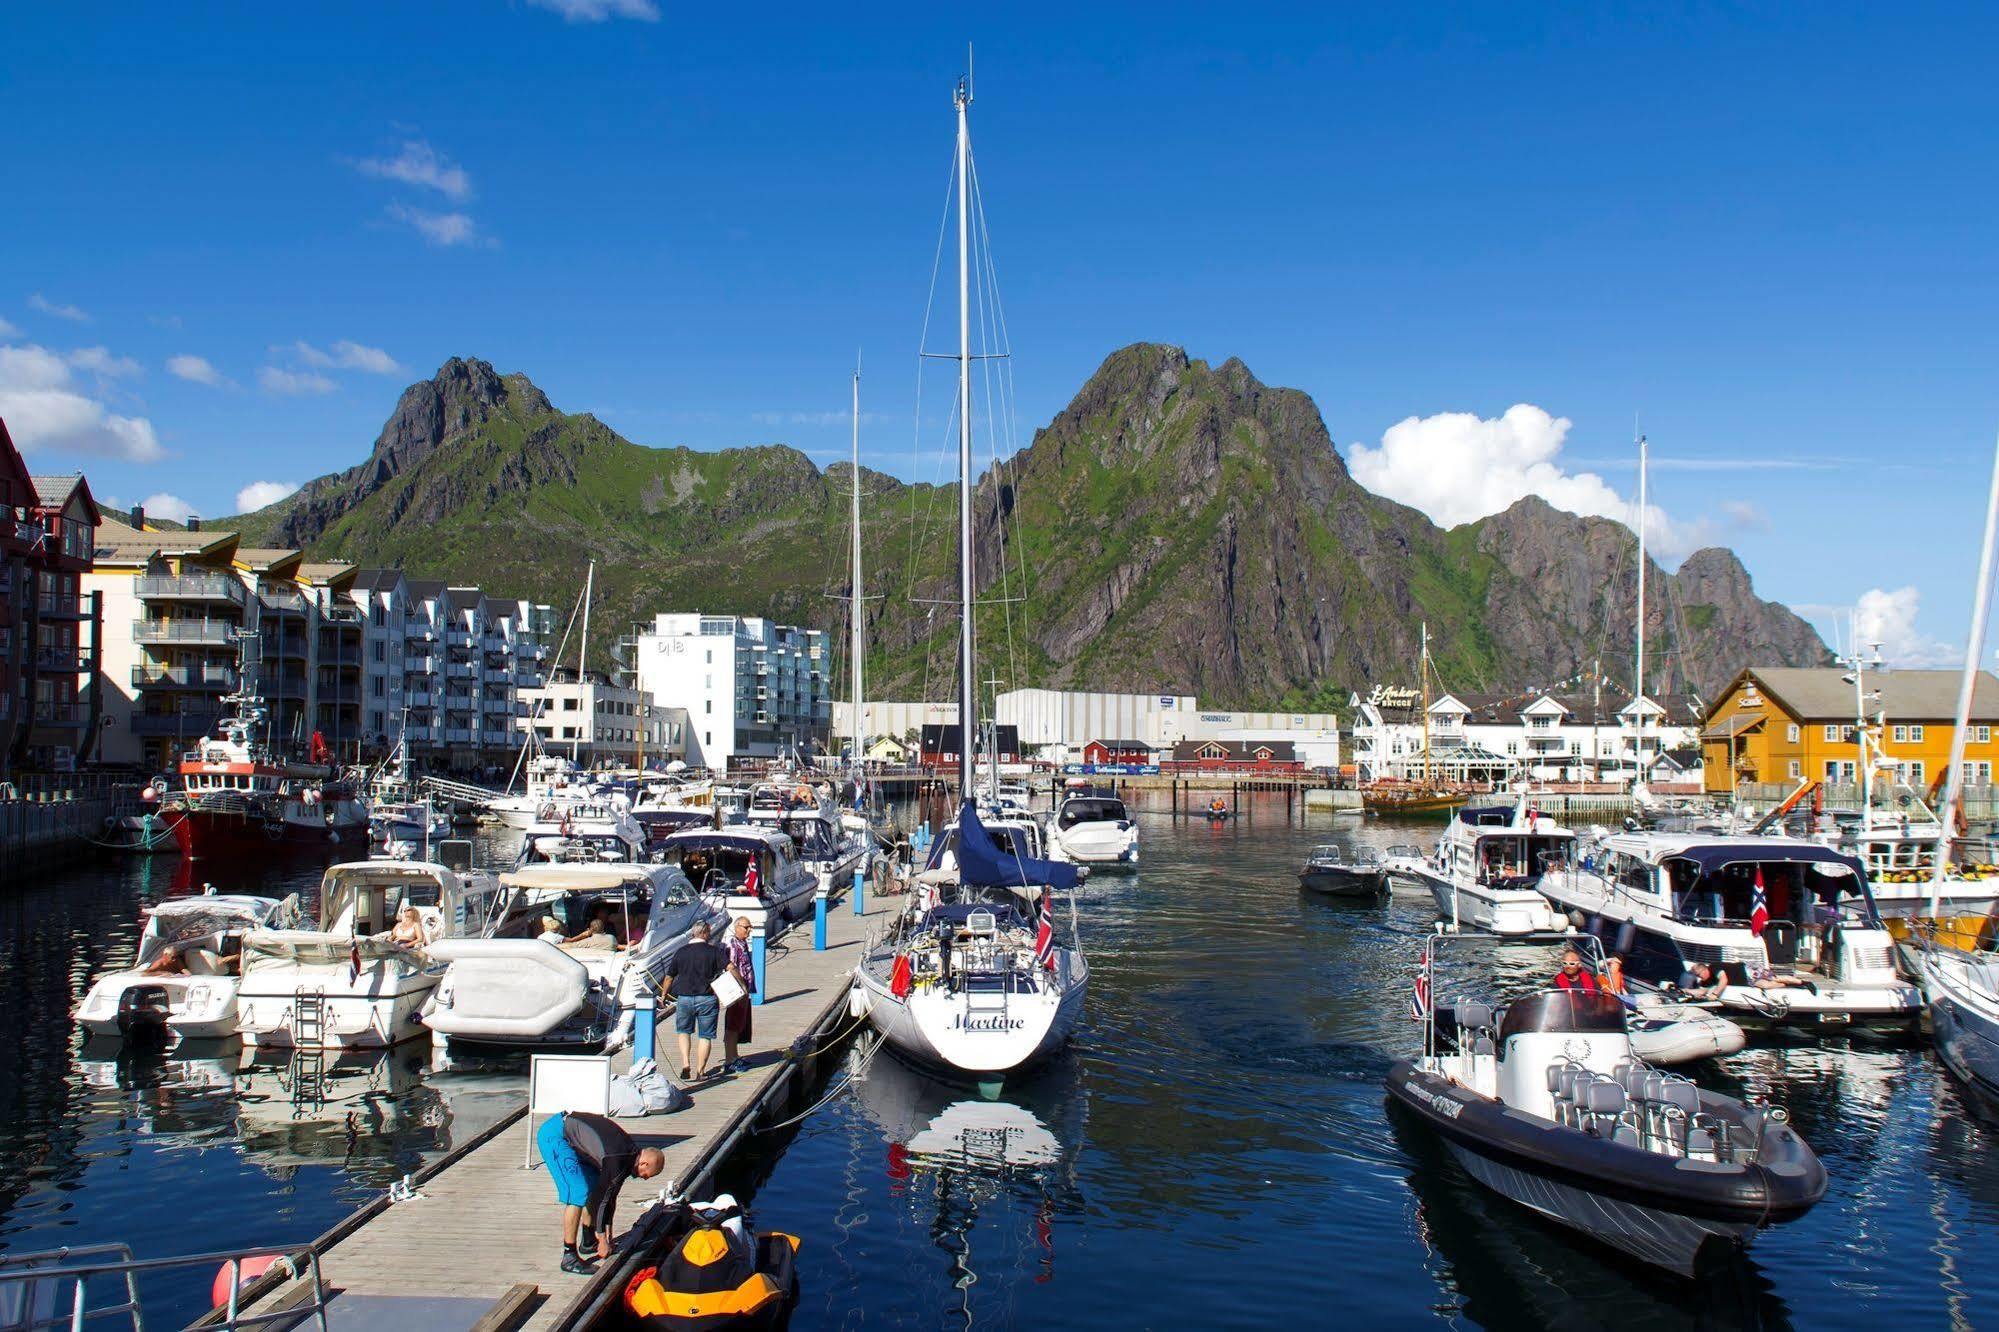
(230, 347, 1827, 706)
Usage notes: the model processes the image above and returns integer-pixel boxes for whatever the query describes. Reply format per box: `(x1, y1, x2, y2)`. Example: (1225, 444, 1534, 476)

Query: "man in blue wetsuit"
(538, 1110, 665, 1273)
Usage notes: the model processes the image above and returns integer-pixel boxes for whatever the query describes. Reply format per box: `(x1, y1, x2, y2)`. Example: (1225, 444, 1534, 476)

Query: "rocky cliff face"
(231, 347, 1828, 701)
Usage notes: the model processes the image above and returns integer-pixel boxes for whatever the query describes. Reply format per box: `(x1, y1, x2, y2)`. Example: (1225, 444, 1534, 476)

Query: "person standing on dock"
(665, 920, 730, 1081)
(721, 915, 755, 1074)
(538, 1109, 665, 1274)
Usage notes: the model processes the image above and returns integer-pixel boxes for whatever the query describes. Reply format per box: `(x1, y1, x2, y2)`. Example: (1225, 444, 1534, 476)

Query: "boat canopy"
(958, 800, 1080, 892)
(1497, 989, 1628, 1043)
(1664, 843, 1865, 879)
(501, 865, 659, 893)
(1458, 806, 1514, 826)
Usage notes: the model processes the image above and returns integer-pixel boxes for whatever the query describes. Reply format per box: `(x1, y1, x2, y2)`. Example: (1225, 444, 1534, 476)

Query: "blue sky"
(5, 2, 1997, 670)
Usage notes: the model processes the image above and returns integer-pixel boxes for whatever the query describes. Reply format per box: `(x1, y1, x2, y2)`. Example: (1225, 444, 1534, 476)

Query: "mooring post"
(750, 922, 767, 1006)
(854, 849, 869, 915)
(814, 871, 830, 951)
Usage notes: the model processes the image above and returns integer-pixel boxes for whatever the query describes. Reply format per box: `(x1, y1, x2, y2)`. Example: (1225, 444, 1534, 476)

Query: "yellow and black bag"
(623, 1216, 800, 1331)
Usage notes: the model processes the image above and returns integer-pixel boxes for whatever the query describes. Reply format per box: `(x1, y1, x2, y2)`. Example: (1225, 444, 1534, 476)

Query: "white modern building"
(991, 688, 1340, 767)
(621, 612, 831, 771)
(520, 670, 682, 766)
(830, 701, 958, 753)
(1347, 684, 1700, 785)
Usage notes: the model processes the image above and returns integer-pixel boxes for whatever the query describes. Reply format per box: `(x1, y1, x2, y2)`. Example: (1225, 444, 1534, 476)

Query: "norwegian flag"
(742, 857, 762, 900)
(1410, 948, 1432, 1020)
(1749, 867, 1770, 937)
(1034, 887, 1055, 971)
(347, 939, 362, 985)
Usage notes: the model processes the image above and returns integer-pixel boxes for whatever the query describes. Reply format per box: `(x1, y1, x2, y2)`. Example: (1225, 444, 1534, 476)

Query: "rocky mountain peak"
(364, 358, 553, 486)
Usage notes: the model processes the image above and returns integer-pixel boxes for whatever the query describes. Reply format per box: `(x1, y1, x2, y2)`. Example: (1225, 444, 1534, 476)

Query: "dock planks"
(242, 892, 881, 1332)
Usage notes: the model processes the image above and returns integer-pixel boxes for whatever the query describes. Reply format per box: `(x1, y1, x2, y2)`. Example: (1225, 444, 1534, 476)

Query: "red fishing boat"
(160, 693, 369, 858)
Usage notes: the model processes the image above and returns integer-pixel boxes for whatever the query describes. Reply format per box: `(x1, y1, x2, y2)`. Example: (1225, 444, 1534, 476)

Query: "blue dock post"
(854, 847, 868, 915)
(633, 994, 657, 1058)
(750, 921, 766, 1006)
(814, 872, 829, 951)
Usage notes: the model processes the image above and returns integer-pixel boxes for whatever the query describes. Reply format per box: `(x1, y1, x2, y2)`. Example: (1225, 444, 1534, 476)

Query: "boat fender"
(848, 981, 872, 1019)
(212, 1255, 283, 1308)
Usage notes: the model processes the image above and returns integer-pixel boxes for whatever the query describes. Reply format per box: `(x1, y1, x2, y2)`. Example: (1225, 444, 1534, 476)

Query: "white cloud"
(386, 204, 486, 248)
(751, 409, 886, 428)
(1346, 404, 1738, 563)
(167, 354, 225, 386)
(527, 0, 660, 21)
(257, 365, 337, 396)
(0, 316, 18, 338)
(351, 140, 472, 202)
(1854, 586, 1959, 668)
(235, 479, 299, 512)
(1719, 500, 1768, 532)
(292, 340, 401, 374)
(0, 343, 163, 461)
(141, 492, 195, 524)
(27, 293, 89, 322)
(66, 346, 143, 379)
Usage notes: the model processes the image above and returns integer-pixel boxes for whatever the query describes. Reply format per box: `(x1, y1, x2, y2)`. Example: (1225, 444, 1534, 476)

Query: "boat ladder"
(0, 1240, 331, 1331)
(287, 1048, 328, 1116)
(292, 988, 328, 1048)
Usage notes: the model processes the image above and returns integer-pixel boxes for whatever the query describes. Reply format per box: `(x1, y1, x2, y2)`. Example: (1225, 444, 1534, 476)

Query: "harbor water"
(5, 798, 1999, 1327)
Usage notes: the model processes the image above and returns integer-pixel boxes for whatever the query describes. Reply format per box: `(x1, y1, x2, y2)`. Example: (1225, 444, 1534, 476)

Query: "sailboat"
(849, 72, 1089, 1081)
(1364, 624, 1467, 816)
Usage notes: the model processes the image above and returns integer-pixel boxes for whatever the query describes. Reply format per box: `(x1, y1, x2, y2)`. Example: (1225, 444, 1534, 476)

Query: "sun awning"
(1664, 843, 1864, 878)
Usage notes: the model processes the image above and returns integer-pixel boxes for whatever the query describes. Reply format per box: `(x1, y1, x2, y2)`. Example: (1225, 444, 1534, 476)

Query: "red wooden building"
(1162, 739, 1304, 774)
(2, 428, 103, 774)
(1082, 739, 1154, 766)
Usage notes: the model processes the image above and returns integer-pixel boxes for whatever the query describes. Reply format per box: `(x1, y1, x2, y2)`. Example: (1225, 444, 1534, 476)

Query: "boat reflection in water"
(1388, 1105, 1793, 1330)
(75, 1040, 519, 1186)
(846, 1044, 1086, 1316)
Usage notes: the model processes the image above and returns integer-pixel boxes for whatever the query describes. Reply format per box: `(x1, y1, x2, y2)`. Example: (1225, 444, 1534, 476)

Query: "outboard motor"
(117, 984, 173, 1051)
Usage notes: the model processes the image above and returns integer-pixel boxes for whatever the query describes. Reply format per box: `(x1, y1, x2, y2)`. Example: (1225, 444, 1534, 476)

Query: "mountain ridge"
(228, 344, 1829, 706)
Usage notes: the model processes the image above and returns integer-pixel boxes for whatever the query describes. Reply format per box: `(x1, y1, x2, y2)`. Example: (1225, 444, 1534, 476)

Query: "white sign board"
(525, 1053, 612, 1169)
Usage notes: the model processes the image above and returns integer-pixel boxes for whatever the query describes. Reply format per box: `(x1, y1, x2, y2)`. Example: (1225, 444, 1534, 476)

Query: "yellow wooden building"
(1700, 666, 1999, 796)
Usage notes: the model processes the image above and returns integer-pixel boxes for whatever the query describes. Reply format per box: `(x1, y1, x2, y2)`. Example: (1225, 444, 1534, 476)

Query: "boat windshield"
(1058, 798, 1127, 830)
(1472, 833, 1573, 884)
(663, 840, 773, 896)
(1664, 851, 1878, 929)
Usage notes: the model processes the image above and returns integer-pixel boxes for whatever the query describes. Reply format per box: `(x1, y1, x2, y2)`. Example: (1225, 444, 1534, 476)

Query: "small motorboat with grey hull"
(1386, 931, 1826, 1276)
(1298, 844, 1388, 898)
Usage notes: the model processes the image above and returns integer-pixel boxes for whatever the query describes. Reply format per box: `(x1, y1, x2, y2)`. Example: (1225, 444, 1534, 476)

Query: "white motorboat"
(1923, 939, 1999, 1102)
(371, 798, 451, 847)
(422, 861, 727, 1053)
(515, 797, 649, 866)
(1049, 792, 1138, 869)
(487, 754, 599, 830)
(234, 859, 497, 1050)
(1388, 801, 1572, 935)
(1539, 832, 1923, 1033)
(745, 783, 871, 891)
(75, 893, 302, 1042)
(656, 824, 820, 937)
(1823, 794, 1999, 922)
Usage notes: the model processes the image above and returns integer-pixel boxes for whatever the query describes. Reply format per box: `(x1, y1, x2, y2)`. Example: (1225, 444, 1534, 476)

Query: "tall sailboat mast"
(575, 558, 594, 764)
(1420, 622, 1431, 784)
(955, 75, 975, 803)
(850, 361, 866, 772)
(1931, 431, 1999, 915)
(1634, 433, 1648, 786)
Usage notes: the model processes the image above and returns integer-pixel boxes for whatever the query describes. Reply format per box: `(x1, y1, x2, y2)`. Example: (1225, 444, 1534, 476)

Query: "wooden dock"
(228, 889, 883, 1332)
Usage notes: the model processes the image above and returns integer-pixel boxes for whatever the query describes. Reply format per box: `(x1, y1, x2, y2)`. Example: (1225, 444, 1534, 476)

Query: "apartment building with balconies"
(627, 611, 830, 771)
(520, 668, 682, 766)
(0, 423, 106, 775)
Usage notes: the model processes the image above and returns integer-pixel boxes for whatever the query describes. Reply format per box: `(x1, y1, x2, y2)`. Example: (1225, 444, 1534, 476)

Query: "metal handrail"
(0, 1242, 329, 1332)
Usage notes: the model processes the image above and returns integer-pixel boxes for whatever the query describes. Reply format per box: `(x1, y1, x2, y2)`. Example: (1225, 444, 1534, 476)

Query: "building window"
(1892, 725, 1908, 743)
(1823, 725, 1839, 743)
(1911, 725, 1926, 743)
(1787, 723, 1800, 743)
(1910, 762, 1926, 784)
(1980, 726, 1993, 745)
(1789, 760, 1802, 779)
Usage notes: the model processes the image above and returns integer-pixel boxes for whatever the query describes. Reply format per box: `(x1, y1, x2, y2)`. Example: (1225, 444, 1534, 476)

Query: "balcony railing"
(32, 646, 82, 674)
(36, 592, 83, 619)
(26, 701, 84, 727)
(259, 587, 309, 615)
(445, 727, 477, 744)
(135, 620, 237, 646)
(407, 689, 436, 707)
(446, 662, 476, 679)
(132, 710, 221, 737)
(315, 680, 362, 703)
(132, 664, 238, 691)
(136, 572, 246, 606)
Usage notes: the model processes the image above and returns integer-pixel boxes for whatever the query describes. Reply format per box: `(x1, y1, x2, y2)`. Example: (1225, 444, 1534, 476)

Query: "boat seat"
(1612, 1122, 1642, 1148)
(183, 948, 226, 976)
(1617, 1066, 1649, 1097)
(1457, 1002, 1494, 1031)
(1470, 1034, 1495, 1056)
(1581, 1082, 1627, 1116)
(1686, 1127, 1716, 1158)
(1657, 1081, 1700, 1115)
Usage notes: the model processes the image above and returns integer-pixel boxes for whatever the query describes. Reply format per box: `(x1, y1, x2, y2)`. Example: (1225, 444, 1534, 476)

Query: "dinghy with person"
(1386, 930, 1828, 1276)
